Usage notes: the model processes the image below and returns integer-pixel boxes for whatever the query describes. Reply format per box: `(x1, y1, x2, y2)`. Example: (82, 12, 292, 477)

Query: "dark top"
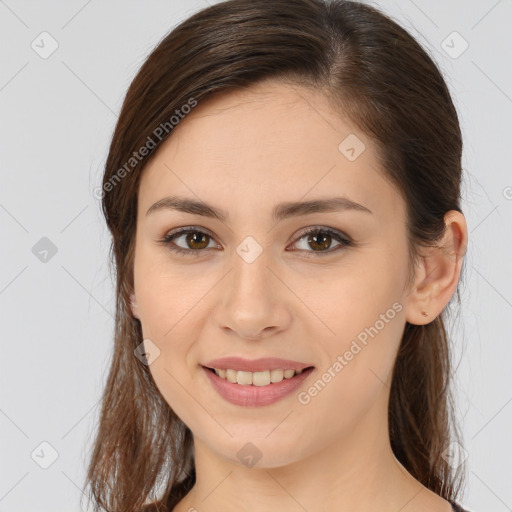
(451, 501, 470, 512)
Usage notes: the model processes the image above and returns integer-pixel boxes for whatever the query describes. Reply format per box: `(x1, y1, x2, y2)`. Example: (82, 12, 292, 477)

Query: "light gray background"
(0, 1, 511, 511)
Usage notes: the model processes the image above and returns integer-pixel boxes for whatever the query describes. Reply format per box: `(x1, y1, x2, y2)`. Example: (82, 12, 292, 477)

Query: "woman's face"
(131, 80, 415, 468)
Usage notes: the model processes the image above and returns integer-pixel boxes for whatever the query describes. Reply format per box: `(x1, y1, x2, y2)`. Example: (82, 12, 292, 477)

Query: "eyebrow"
(146, 195, 372, 222)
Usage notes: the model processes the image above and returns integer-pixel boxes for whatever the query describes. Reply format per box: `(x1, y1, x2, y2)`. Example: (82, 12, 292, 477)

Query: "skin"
(130, 79, 467, 512)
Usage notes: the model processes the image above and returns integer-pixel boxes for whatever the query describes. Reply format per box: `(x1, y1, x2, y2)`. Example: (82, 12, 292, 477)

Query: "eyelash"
(157, 226, 353, 258)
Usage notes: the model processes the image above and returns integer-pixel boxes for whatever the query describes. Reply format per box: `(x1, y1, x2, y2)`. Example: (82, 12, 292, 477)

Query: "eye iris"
(308, 232, 331, 251)
(186, 232, 209, 250)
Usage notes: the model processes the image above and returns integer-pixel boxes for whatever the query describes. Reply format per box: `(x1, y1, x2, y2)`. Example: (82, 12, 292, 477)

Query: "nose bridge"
(214, 239, 289, 338)
(229, 241, 275, 310)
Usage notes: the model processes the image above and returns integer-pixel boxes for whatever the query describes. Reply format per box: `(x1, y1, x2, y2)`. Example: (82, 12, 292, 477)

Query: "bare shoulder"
(396, 482, 456, 512)
(414, 490, 456, 512)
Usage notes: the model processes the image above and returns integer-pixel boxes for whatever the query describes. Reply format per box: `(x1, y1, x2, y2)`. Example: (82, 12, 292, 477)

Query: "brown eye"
(290, 227, 353, 257)
(182, 231, 210, 250)
(160, 227, 218, 257)
(306, 231, 333, 251)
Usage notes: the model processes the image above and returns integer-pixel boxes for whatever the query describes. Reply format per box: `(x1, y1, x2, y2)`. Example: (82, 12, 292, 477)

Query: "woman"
(84, 1, 471, 511)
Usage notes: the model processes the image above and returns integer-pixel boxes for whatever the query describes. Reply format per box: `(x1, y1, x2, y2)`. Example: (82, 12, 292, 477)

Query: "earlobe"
(404, 210, 468, 325)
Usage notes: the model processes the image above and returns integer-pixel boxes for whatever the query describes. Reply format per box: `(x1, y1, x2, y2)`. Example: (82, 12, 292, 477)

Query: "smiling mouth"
(203, 366, 315, 386)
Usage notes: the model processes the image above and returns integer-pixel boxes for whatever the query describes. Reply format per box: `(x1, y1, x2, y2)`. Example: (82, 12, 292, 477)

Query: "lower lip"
(201, 366, 315, 407)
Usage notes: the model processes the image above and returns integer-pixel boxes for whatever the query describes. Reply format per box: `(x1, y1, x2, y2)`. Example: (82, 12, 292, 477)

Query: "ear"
(130, 292, 139, 319)
(404, 210, 468, 325)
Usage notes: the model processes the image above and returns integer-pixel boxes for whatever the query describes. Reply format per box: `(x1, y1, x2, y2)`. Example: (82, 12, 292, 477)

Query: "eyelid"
(292, 225, 350, 242)
(165, 225, 216, 240)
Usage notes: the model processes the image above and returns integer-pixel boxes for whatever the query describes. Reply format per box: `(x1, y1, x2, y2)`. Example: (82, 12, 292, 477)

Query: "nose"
(212, 249, 292, 341)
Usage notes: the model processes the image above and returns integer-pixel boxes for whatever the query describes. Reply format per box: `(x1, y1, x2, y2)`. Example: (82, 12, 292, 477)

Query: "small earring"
(421, 311, 428, 317)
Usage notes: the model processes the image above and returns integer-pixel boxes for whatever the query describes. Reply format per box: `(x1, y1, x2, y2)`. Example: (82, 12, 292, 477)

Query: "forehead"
(138, 80, 403, 221)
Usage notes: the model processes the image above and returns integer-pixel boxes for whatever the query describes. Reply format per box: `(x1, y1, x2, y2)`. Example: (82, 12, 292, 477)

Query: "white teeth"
(270, 369, 284, 383)
(226, 369, 237, 383)
(237, 371, 253, 385)
(211, 367, 307, 385)
(253, 371, 271, 386)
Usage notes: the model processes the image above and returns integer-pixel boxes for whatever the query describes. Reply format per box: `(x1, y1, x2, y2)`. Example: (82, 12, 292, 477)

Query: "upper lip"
(202, 357, 314, 372)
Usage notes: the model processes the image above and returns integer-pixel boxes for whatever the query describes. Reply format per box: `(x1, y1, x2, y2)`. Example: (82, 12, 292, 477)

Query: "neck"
(174, 393, 445, 512)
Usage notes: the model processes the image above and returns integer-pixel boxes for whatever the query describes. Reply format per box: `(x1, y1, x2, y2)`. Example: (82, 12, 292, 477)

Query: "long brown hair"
(83, 0, 467, 510)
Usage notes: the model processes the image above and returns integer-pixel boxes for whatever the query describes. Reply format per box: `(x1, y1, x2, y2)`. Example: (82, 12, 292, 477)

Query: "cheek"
(307, 256, 405, 342)
(133, 251, 217, 382)
(297, 307, 404, 443)
(308, 255, 407, 411)
(133, 247, 216, 339)
(135, 276, 203, 425)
